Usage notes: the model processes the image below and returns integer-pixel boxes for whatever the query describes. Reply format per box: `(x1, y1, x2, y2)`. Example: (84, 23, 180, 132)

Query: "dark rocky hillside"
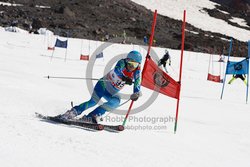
(208, 0, 250, 30)
(0, 0, 249, 57)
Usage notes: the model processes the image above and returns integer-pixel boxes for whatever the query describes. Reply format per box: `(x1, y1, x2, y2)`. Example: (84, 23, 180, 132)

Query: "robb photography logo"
(103, 115, 175, 131)
(104, 115, 175, 124)
(85, 37, 162, 115)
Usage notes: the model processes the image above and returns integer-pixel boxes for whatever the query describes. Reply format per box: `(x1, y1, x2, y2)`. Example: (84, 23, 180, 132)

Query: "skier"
(60, 50, 142, 123)
(158, 49, 171, 73)
(228, 74, 247, 85)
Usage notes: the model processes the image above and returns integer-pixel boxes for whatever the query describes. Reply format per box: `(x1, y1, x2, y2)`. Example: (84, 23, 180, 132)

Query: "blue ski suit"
(73, 59, 141, 118)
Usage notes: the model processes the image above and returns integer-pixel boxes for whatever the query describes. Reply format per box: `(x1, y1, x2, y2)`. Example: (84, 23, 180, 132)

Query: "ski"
(75, 117, 124, 132)
(35, 112, 104, 131)
(102, 124, 124, 132)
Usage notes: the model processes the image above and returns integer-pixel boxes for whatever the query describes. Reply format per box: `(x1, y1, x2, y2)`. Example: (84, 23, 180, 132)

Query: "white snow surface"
(131, 0, 250, 41)
(0, 1, 250, 167)
(230, 17, 249, 28)
(0, 1, 22, 6)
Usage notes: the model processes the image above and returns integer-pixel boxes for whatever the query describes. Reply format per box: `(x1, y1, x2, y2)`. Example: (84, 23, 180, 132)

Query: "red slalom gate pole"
(122, 100, 134, 126)
(122, 10, 158, 127)
(174, 10, 186, 133)
(147, 10, 158, 57)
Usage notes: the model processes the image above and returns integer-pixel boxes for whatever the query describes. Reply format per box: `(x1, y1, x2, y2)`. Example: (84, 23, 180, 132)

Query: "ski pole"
(44, 75, 109, 81)
(122, 100, 134, 126)
(45, 75, 134, 83)
(118, 99, 130, 107)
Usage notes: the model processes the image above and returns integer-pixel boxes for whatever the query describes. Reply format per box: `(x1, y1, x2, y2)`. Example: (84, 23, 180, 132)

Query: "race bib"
(108, 70, 126, 89)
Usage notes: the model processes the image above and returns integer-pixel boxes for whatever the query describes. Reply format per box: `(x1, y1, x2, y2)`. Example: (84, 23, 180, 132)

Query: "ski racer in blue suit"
(61, 50, 142, 123)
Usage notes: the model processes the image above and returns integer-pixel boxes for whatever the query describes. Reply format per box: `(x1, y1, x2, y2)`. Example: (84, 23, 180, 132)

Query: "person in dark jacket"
(158, 49, 171, 73)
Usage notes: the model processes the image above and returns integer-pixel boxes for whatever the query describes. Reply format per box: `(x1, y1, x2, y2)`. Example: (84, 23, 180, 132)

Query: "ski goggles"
(127, 60, 139, 68)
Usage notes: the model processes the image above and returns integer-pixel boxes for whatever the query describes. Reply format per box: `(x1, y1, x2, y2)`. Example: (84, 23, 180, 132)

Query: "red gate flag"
(141, 57, 181, 99)
(47, 46, 55, 50)
(80, 54, 89, 60)
(207, 73, 221, 83)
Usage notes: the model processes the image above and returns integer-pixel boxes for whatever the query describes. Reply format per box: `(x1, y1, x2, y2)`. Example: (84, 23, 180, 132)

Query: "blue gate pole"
(246, 40, 250, 103)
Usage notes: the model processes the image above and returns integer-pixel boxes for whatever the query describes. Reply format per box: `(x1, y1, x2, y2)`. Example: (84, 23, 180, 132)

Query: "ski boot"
(59, 108, 78, 120)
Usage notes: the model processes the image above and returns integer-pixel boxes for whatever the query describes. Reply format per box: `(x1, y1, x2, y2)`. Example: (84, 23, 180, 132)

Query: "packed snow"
(0, 1, 250, 167)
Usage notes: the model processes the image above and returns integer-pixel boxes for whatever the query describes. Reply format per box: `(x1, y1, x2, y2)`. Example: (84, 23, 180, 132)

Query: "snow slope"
(0, 29, 250, 167)
(0, 1, 250, 167)
(132, 0, 250, 42)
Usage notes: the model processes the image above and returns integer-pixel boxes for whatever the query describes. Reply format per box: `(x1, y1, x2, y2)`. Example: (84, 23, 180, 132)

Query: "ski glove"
(122, 76, 133, 85)
(130, 92, 141, 101)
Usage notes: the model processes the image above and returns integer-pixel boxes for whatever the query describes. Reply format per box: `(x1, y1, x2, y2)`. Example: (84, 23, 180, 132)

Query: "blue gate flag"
(55, 39, 68, 48)
(226, 58, 249, 75)
(96, 52, 103, 58)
